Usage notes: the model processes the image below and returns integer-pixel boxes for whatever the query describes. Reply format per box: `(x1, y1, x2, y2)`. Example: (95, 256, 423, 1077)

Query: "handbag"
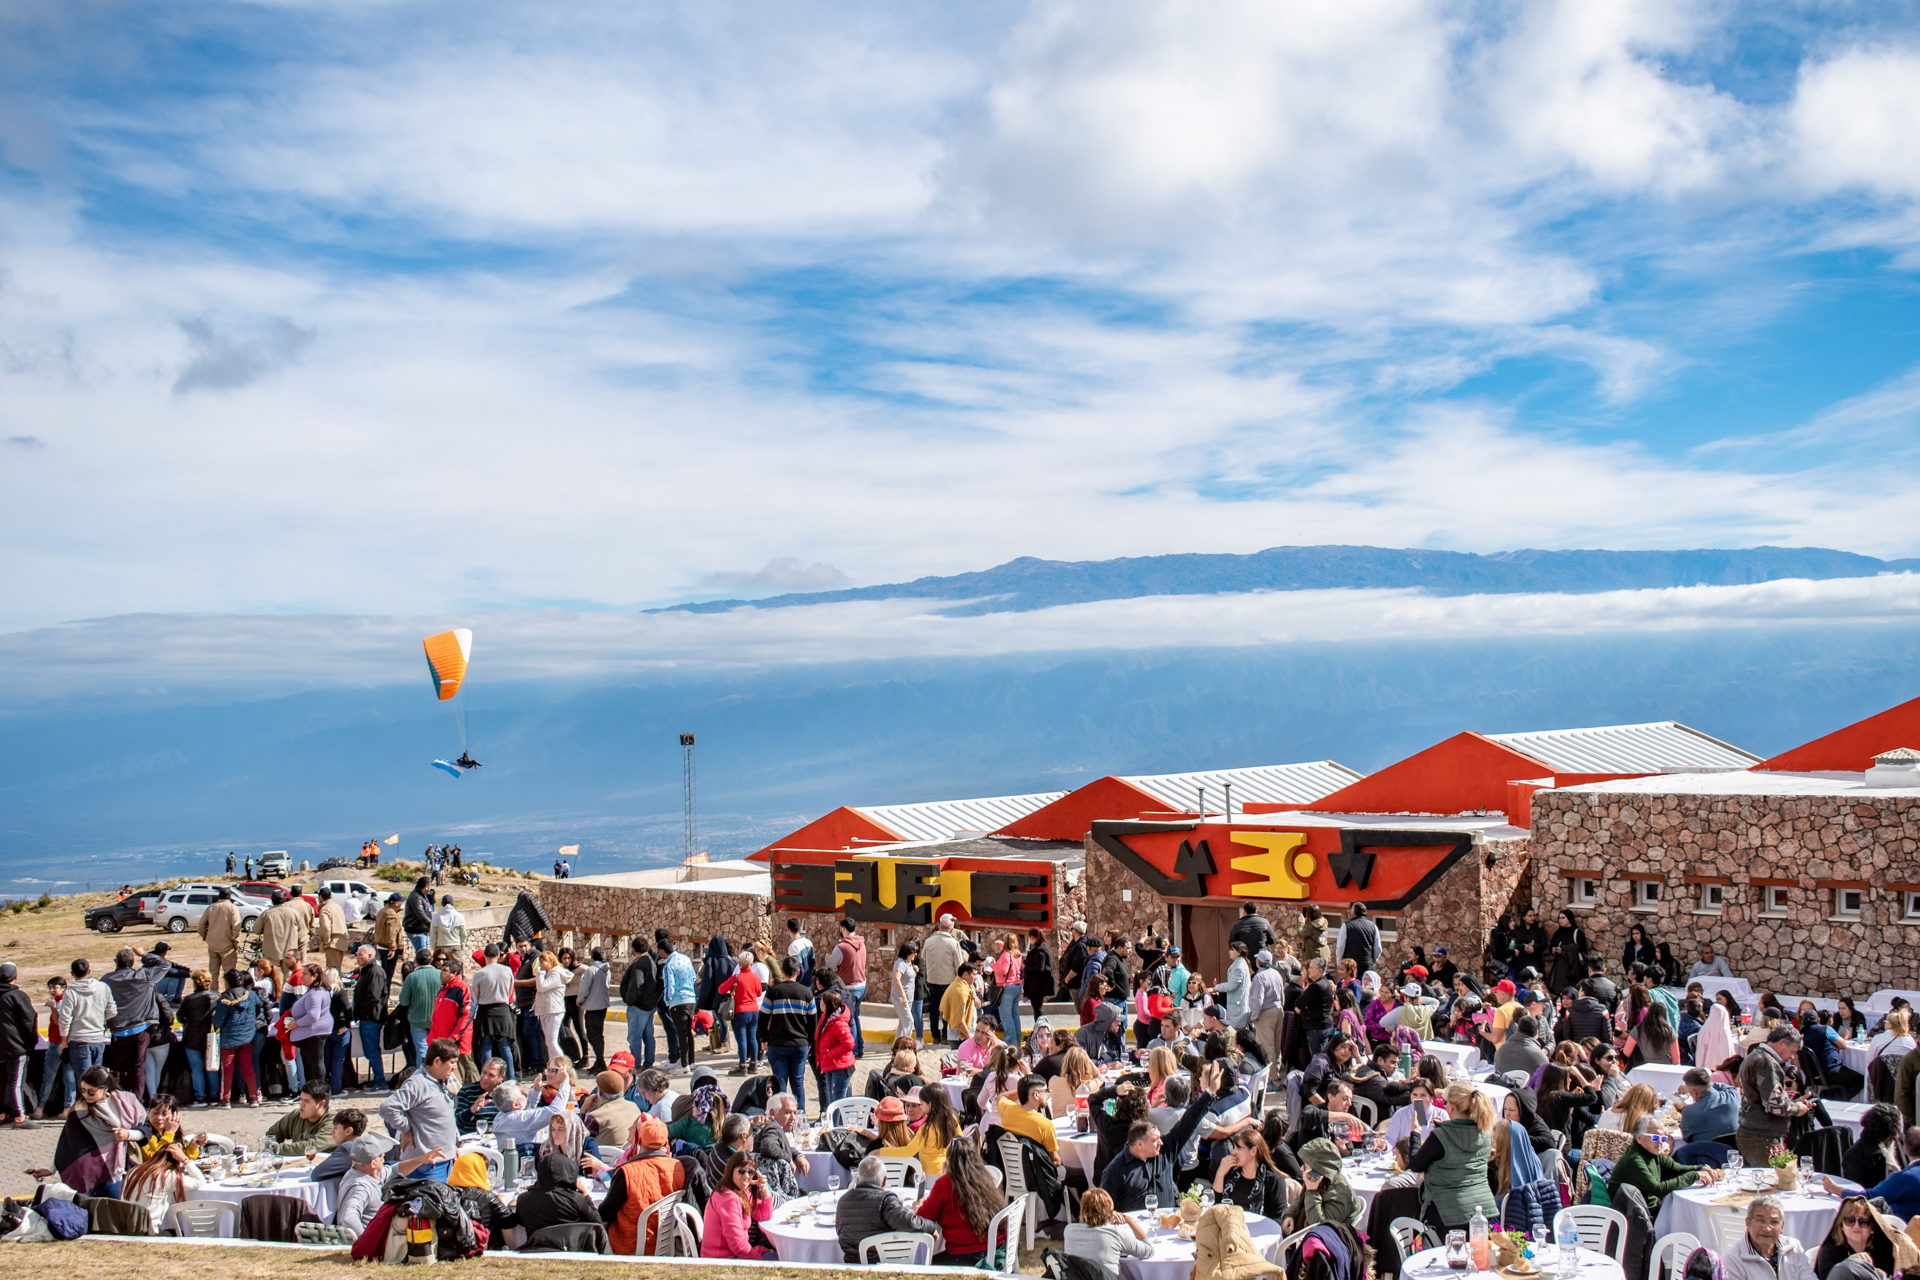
(385, 1211, 437, 1264)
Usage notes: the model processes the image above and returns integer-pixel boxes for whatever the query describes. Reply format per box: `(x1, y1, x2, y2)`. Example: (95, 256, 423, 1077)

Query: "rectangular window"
(876, 927, 895, 948)
(1832, 888, 1863, 919)
(1760, 886, 1791, 915)
(1698, 884, 1725, 913)
(1374, 916, 1398, 940)
(1633, 880, 1661, 910)
(1571, 878, 1597, 905)
(1904, 892, 1920, 922)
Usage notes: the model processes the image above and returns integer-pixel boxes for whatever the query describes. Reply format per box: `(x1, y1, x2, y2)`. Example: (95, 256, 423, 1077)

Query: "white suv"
(256, 851, 292, 877)
(140, 883, 227, 921)
(154, 889, 263, 935)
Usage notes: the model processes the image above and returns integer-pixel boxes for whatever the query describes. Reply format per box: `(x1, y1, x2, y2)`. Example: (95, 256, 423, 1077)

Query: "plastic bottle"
(1557, 1213, 1581, 1278)
(1470, 1209, 1490, 1272)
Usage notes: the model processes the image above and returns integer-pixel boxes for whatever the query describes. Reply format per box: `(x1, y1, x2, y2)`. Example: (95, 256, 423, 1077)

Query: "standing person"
(1023, 928, 1054, 1030)
(696, 936, 736, 1056)
(212, 971, 261, 1107)
(813, 989, 856, 1107)
(402, 877, 434, 956)
(718, 945, 764, 1074)
(379, 1038, 459, 1181)
(1295, 905, 1328, 965)
(102, 946, 174, 1104)
(619, 934, 664, 1069)
(257, 890, 309, 971)
(922, 915, 964, 1044)
(429, 895, 466, 959)
(374, 894, 406, 979)
(38, 976, 74, 1119)
(289, 962, 334, 1090)
(662, 938, 698, 1071)
(350, 945, 391, 1093)
(890, 941, 918, 1052)
(763, 958, 815, 1112)
(1300, 957, 1338, 1057)
(532, 952, 568, 1066)
(784, 918, 816, 985)
(1248, 950, 1286, 1079)
(1215, 941, 1252, 1030)
(577, 947, 610, 1073)
(1056, 922, 1092, 1020)
(175, 969, 219, 1109)
(225, 852, 236, 876)
(827, 919, 868, 1057)
(471, 944, 517, 1080)
(397, 947, 442, 1068)
(1546, 911, 1588, 996)
(1339, 905, 1379, 978)
(0, 962, 35, 1126)
(993, 933, 1025, 1046)
(313, 889, 349, 972)
(199, 888, 243, 980)
(510, 941, 546, 1077)
(1229, 903, 1277, 956)
(1738, 1024, 1816, 1168)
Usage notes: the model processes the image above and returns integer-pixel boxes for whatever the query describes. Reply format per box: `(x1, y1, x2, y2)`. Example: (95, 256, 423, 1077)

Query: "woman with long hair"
(1060, 1045, 1101, 1095)
(1622, 924, 1658, 977)
(878, 1084, 960, 1176)
(992, 932, 1026, 1046)
(542, 1108, 589, 1167)
(120, 1138, 209, 1223)
(177, 969, 219, 1108)
(1813, 1195, 1920, 1280)
(53, 1065, 144, 1196)
(1873, 1009, 1915, 1064)
(557, 947, 589, 1067)
(1629, 1000, 1679, 1067)
(920, 1136, 1009, 1266)
(1335, 987, 1367, 1044)
(249, 957, 281, 1087)
(813, 989, 855, 1106)
(214, 970, 262, 1106)
(700, 1151, 773, 1259)
(1212, 1128, 1294, 1222)
(1080, 973, 1108, 1026)
(1546, 910, 1587, 996)
(1610, 1083, 1661, 1135)
(533, 951, 568, 1066)
(1412, 1081, 1498, 1233)
(1023, 927, 1054, 1028)
(289, 962, 333, 1096)
(1146, 1045, 1180, 1106)
(668, 1079, 728, 1151)
(977, 1043, 1022, 1117)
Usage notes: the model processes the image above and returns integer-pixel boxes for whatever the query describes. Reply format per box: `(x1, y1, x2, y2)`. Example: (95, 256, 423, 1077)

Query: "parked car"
(318, 879, 383, 913)
(139, 882, 227, 921)
(256, 851, 292, 877)
(85, 896, 149, 934)
(154, 889, 264, 935)
(235, 880, 285, 899)
(317, 856, 357, 871)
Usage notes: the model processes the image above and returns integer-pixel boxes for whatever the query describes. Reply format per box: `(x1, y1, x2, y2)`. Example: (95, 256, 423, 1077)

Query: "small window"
(1833, 888, 1863, 918)
(1904, 892, 1920, 923)
(1634, 881, 1661, 909)
(1570, 878, 1598, 906)
(1698, 884, 1725, 913)
(1761, 886, 1791, 916)
(876, 927, 894, 948)
(188, 894, 212, 905)
(1373, 916, 1398, 940)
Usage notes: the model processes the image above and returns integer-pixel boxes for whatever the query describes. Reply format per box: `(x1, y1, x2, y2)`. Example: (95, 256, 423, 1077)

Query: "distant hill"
(662, 545, 1920, 615)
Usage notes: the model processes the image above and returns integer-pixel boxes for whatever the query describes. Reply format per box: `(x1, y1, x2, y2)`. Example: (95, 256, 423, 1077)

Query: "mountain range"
(665, 545, 1920, 615)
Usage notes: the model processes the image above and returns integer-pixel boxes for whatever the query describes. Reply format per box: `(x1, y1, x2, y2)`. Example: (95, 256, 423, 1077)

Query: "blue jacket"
(1867, 1163, 1920, 1220)
(212, 989, 258, 1047)
(1679, 1082, 1741, 1142)
(664, 951, 697, 1008)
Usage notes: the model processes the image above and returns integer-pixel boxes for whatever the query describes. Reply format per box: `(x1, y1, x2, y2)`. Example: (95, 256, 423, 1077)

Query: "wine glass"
(1144, 1192, 1159, 1230)
(1726, 1151, 1743, 1185)
(1798, 1156, 1813, 1185)
(828, 1171, 841, 1195)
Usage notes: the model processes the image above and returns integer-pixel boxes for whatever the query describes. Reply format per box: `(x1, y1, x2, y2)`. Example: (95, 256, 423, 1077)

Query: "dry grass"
(1, 865, 538, 988)
(7, 1240, 883, 1280)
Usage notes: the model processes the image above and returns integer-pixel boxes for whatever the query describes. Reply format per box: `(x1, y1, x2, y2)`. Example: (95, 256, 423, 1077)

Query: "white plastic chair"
(1554, 1205, 1630, 1264)
(164, 1200, 238, 1238)
(876, 1155, 923, 1189)
(826, 1096, 876, 1130)
(1349, 1095, 1378, 1128)
(636, 1190, 687, 1256)
(979, 1192, 1031, 1275)
(996, 1131, 1039, 1248)
(985, 1165, 1003, 1186)
(1390, 1217, 1438, 1259)
(1651, 1231, 1702, 1280)
(658, 1201, 703, 1257)
(860, 1231, 936, 1265)
(1703, 1206, 1748, 1261)
(456, 1139, 502, 1188)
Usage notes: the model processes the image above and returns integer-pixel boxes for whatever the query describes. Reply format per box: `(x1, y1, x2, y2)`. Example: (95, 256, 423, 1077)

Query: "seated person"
(1607, 1121, 1717, 1215)
(1349, 1043, 1415, 1116)
(1675, 1067, 1740, 1144)
(1850, 1125, 1920, 1220)
(996, 1074, 1062, 1166)
(1380, 1075, 1445, 1149)
(1811, 1195, 1917, 1280)
(834, 1155, 938, 1263)
(266, 1081, 340, 1154)
(1722, 1195, 1816, 1280)
(134, 1093, 208, 1162)
(1062, 1188, 1152, 1280)
(334, 1135, 398, 1238)
(1301, 1035, 1359, 1105)
(308, 1108, 371, 1182)
(515, 1151, 601, 1236)
(455, 1058, 508, 1135)
(1382, 1135, 1423, 1188)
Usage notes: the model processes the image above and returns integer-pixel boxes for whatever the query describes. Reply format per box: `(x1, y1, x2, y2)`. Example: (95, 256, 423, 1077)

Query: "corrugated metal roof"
(856, 792, 1068, 843)
(1486, 722, 1759, 774)
(1123, 762, 1364, 813)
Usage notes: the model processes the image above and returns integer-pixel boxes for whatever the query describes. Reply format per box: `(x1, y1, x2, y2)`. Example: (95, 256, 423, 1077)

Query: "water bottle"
(1398, 1048, 1413, 1079)
(1557, 1213, 1580, 1278)
(501, 1144, 518, 1188)
(1469, 1208, 1489, 1272)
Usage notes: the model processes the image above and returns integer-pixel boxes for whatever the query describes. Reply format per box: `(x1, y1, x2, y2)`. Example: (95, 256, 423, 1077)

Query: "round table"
(941, 1077, 966, 1108)
(1421, 1042, 1481, 1072)
(1120, 1210, 1284, 1280)
(1057, 1115, 1099, 1187)
(764, 1190, 939, 1265)
(1838, 1044, 1874, 1101)
(192, 1164, 339, 1231)
(1343, 1151, 1393, 1215)
(1627, 1064, 1692, 1097)
(1651, 1174, 1859, 1251)
(1404, 1244, 1625, 1280)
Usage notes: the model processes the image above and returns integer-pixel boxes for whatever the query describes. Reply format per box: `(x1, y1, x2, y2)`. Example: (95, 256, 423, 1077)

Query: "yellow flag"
(385, 834, 399, 845)
(558, 844, 579, 856)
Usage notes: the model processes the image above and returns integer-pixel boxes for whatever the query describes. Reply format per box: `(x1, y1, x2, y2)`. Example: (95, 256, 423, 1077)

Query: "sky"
(5, 0, 1920, 640)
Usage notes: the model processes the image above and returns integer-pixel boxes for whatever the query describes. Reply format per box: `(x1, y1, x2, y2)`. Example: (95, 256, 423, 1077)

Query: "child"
(39, 976, 71, 1119)
(1382, 1135, 1422, 1188)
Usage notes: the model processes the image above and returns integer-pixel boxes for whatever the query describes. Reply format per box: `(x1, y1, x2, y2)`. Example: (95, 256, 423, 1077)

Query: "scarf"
(448, 1152, 492, 1188)
(1504, 1119, 1544, 1190)
(689, 1082, 725, 1123)
(1696, 1005, 1738, 1073)
(54, 1090, 144, 1191)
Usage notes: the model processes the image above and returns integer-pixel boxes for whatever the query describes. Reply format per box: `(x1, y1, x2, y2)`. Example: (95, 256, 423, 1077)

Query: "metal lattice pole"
(680, 733, 697, 868)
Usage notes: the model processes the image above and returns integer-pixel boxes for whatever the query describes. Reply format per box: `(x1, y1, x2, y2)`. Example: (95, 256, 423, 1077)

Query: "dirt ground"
(0, 861, 542, 988)
(5, 1239, 888, 1279)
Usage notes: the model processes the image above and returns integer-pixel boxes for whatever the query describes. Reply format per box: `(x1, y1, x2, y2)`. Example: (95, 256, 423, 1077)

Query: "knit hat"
(875, 1096, 908, 1123)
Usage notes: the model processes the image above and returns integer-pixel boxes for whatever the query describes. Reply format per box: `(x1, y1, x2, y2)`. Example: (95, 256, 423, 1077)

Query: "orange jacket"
(606, 1155, 685, 1254)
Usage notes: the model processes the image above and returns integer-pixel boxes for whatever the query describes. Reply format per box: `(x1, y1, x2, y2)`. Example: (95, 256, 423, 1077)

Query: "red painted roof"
(747, 806, 906, 862)
(1753, 694, 1920, 773)
(1292, 732, 1558, 816)
(995, 776, 1184, 840)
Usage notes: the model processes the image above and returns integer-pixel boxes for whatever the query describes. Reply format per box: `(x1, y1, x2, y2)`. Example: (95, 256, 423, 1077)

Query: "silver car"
(153, 889, 263, 935)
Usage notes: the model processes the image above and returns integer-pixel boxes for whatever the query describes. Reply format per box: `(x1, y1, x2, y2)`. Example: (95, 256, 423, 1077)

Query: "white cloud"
(1792, 45, 1920, 199)
(695, 558, 852, 593)
(5, 574, 1914, 702)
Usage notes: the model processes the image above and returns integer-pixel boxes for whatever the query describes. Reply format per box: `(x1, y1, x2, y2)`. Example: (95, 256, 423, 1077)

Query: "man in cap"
(1488, 978, 1522, 1048)
(1430, 945, 1459, 989)
(1247, 950, 1286, 1081)
(198, 888, 243, 982)
(921, 913, 965, 1043)
(581, 1070, 642, 1149)
(1165, 945, 1190, 1008)
(334, 1133, 396, 1237)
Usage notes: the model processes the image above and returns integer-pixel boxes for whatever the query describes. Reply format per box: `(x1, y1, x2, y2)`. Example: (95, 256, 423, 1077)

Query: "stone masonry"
(1529, 789, 1920, 994)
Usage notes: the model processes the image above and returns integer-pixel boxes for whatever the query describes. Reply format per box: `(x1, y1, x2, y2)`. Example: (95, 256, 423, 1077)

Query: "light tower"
(680, 732, 698, 870)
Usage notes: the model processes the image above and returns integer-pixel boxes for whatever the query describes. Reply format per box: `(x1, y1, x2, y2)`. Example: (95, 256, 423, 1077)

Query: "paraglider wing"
(431, 759, 463, 779)
(422, 628, 472, 701)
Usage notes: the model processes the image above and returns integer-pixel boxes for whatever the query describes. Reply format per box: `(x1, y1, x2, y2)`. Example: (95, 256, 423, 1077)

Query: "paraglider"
(423, 628, 479, 778)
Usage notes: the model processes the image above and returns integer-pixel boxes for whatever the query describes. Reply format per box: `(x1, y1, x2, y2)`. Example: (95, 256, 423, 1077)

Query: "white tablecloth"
(1652, 1175, 1858, 1250)
(941, 1077, 967, 1108)
(1405, 1244, 1625, 1280)
(1343, 1152, 1392, 1214)
(1628, 1064, 1692, 1097)
(191, 1165, 339, 1231)
(1422, 1042, 1481, 1071)
(1120, 1211, 1283, 1280)
(1837, 1044, 1874, 1101)
(765, 1190, 938, 1265)
(1827, 1102, 1871, 1140)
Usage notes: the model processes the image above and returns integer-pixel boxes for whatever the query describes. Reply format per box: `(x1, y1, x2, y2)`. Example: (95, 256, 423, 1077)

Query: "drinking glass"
(1798, 1157, 1813, 1184)
(1145, 1192, 1159, 1227)
(1447, 1230, 1469, 1271)
(828, 1172, 841, 1194)
(1726, 1152, 1743, 1179)
(1532, 1224, 1552, 1262)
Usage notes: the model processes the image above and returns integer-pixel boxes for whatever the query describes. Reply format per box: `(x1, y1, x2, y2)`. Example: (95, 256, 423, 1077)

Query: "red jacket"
(429, 976, 474, 1054)
(717, 967, 763, 1015)
(813, 1007, 855, 1072)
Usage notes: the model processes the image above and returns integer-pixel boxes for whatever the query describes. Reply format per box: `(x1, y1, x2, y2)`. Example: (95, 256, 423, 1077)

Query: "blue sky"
(4, 0, 1920, 635)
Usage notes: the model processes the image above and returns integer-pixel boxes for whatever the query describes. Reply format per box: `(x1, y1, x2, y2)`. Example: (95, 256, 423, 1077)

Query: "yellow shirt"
(1491, 1000, 1520, 1042)
(940, 983, 977, 1038)
(996, 1096, 1058, 1156)
(876, 1122, 951, 1176)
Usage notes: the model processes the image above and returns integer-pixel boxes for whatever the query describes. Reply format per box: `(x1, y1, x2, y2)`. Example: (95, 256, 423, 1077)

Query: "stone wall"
(1084, 837, 1176, 943)
(1385, 836, 1530, 977)
(1529, 789, 1920, 995)
(541, 863, 1086, 997)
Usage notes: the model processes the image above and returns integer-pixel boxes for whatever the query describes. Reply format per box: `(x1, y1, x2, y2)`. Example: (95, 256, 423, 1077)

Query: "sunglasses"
(1842, 1217, 1873, 1227)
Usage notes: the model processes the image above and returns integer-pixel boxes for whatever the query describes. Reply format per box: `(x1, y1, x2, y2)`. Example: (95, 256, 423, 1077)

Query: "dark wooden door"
(1181, 904, 1239, 988)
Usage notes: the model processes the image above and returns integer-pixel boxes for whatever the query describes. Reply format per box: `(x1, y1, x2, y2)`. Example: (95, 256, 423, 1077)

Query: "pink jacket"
(700, 1187, 771, 1259)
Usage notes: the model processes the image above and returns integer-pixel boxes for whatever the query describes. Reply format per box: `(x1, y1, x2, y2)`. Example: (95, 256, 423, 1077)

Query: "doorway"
(1180, 903, 1240, 987)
